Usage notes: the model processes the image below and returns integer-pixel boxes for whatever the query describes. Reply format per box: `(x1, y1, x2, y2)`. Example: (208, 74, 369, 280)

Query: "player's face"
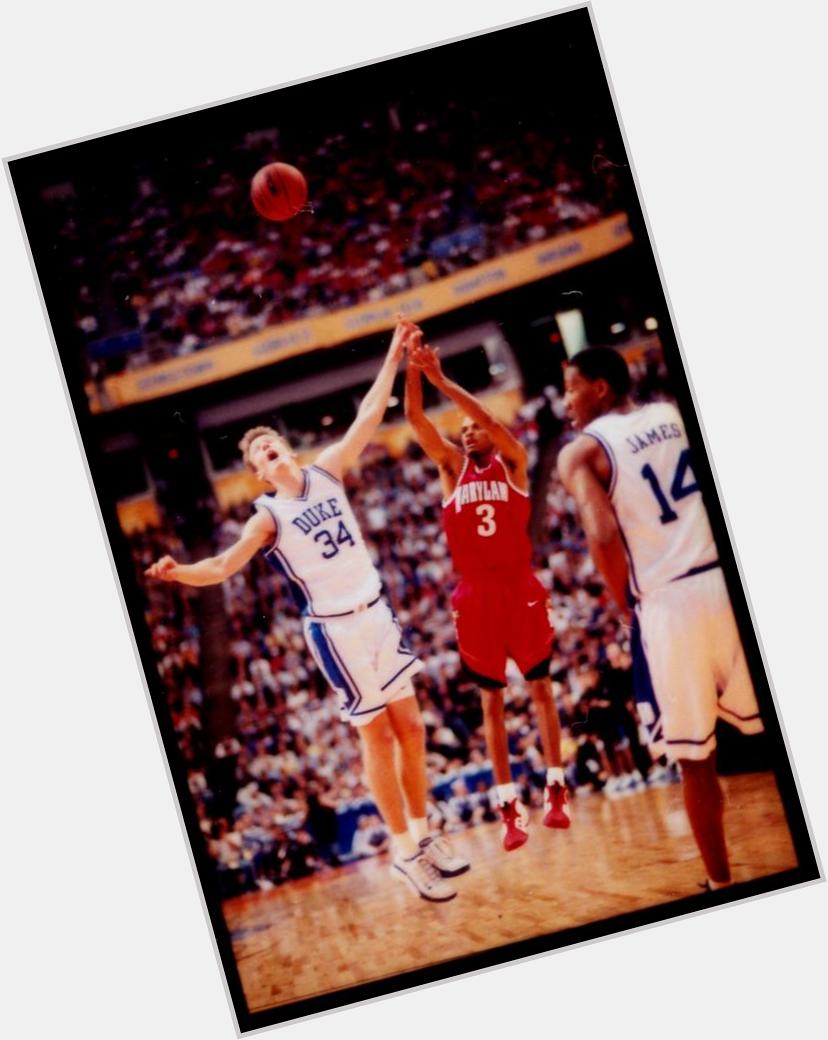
(461, 417, 493, 456)
(248, 434, 297, 485)
(563, 366, 606, 429)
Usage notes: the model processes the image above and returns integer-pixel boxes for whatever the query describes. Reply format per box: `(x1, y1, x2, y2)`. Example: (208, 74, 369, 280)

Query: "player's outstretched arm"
(404, 354, 463, 478)
(144, 511, 275, 587)
(316, 321, 411, 477)
(412, 340, 528, 475)
(558, 436, 631, 615)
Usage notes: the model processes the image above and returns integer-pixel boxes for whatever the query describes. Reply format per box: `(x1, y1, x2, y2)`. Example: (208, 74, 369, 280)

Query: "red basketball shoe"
(543, 783, 571, 829)
(499, 799, 530, 851)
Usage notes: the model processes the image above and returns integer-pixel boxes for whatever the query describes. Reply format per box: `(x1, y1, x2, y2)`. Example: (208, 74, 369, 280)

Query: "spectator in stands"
(351, 814, 390, 859)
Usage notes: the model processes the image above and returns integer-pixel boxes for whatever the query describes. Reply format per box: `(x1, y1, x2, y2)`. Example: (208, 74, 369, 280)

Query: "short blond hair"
(238, 425, 284, 471)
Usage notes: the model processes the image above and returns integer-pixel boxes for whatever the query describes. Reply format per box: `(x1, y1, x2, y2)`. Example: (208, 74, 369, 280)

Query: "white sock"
(708, 877, 732, 890)
(409, 817, 429, 843)
(392, 832, 418, 860)
(546, 766, 565, 786)
(496, 782, 517, 805)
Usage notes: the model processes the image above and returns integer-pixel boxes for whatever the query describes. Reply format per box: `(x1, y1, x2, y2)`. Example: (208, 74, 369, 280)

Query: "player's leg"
(306, 612, 454, 900)
(678, 752, 731, 886)
(512, 577, 569, 829)
(373, 604, 468, 881)
(385, 689, 470, 878)
(473, 684, 528, 850)
(638, 580, 727, 886)
(385, 691, 428, 822)
(452, 582, 526, 850)
(713, 572, 763, 737)
(480, 686, 511, 785)
(357, 709, 456, 901)
(369, 604, 428, 829)
(526, 674, 570, 829)
(356, 711, 412, 852)
(526, 676, 562, 768)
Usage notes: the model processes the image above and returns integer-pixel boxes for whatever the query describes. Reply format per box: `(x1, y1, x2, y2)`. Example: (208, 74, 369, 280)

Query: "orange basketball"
(250, 162, 308, 221)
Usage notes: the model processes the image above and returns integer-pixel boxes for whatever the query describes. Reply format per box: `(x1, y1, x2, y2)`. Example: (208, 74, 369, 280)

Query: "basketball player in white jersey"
(146, 321, 469, 902)
(557, 347, 763, 891)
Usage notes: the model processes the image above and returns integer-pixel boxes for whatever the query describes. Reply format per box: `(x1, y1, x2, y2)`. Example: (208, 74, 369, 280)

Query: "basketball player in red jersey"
(404, 327, 569, 850)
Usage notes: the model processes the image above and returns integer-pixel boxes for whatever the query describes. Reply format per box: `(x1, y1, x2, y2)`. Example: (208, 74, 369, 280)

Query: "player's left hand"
(145, 555, 179, 581)
(410, 342, 444, 384)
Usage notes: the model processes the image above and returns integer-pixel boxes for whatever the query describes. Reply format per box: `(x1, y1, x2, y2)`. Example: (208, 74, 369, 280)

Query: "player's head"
(460, 415, 494, 458)
(239, 425, 297, 486)
(563, 348, 631, 429)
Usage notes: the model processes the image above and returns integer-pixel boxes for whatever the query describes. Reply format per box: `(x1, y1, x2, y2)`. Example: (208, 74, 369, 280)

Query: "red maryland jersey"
(442, 454, 533, 576)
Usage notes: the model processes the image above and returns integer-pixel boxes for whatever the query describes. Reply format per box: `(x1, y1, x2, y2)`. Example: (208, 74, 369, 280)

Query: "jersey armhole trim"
(582, 431, 618, 497)
(254, 500, 281, 552)
(309, 463, 342, 486)
(297, 469, 311, 500)
(494, 453, 530, 498)
(442, 455, 470, 507)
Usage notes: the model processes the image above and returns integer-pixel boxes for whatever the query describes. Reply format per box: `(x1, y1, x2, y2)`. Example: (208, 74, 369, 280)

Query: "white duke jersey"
(254, 464, 381, 616)
(583, 402, 717, 598)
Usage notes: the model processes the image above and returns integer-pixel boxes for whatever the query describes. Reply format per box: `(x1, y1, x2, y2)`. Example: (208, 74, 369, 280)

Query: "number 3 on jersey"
(313, 520, 355, 559)
(641, 448, 699, 524)
(475, 503, 497, 537)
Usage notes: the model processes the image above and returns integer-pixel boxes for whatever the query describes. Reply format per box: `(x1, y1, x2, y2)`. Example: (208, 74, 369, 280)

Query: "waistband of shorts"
(456, 565, 535, 582)
(304, 594, 383, 621)
(670, 559, 720, 583)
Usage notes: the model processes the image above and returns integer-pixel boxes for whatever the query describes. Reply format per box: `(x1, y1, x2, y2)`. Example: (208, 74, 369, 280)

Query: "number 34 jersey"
(583, 401, 717, 598)
(254, 465, 381, 616)
(442, 454, 533, 577)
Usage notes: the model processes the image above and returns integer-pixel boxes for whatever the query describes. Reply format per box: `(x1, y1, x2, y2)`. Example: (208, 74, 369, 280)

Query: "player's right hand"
(145, 555, 178, 581)
(389, 317, 414, 362)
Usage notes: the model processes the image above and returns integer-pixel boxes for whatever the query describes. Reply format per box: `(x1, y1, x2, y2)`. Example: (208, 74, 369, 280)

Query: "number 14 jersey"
(583, 401, 717, 598)
(442, 454, 533, 577)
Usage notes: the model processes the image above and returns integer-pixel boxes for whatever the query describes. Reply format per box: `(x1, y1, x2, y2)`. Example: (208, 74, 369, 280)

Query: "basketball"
(250, 162, 308, 221)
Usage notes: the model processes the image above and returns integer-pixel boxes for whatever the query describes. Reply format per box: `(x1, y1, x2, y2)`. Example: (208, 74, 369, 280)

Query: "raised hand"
(410, 342, 444, 385)
(389, 317, 418, 363)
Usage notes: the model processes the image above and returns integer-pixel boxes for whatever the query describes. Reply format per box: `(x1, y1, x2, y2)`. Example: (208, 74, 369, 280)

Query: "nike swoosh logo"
(528, 601, 540, 607)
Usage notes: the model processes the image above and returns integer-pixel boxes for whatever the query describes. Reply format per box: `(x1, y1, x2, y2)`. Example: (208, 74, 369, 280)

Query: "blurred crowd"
(45, 99, 620, 379)
(129, 349, 675, 898)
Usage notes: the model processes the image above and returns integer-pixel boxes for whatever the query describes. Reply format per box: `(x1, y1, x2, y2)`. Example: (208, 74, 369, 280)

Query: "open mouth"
(266, 449, 279, 462)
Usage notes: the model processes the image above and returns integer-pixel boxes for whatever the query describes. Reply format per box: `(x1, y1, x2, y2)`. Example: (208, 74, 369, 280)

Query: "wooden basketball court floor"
(223, 771, 797, 1013)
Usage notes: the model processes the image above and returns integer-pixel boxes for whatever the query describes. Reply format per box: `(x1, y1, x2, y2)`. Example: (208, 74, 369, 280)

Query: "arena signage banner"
(86, 213, 632, 411)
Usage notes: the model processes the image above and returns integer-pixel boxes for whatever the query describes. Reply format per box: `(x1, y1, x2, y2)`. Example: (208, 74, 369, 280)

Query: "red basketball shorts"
(450, 570, 554, 688)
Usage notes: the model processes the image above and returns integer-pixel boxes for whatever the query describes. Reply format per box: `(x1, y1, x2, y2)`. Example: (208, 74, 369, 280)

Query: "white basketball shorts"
(303, 599, 422, 727)
(634, 566, 763, 761)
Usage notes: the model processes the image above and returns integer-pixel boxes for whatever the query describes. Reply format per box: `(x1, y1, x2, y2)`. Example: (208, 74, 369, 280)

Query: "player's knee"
(358, 711, 394, 749)
(524, 658, 551, 683)
(527, 677, 553, 705)
(398, 711, 425, 745)
(388, 693, 426, 744)
(480, 688, 505, 720)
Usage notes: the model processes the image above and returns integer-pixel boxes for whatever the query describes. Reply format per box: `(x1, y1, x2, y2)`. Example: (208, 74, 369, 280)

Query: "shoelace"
(431, 837, 452, 858)
(417, 854, 442, 883)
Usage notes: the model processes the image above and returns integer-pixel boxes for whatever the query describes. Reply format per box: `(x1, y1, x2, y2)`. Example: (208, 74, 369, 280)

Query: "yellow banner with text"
(89, 213, 632, 412)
